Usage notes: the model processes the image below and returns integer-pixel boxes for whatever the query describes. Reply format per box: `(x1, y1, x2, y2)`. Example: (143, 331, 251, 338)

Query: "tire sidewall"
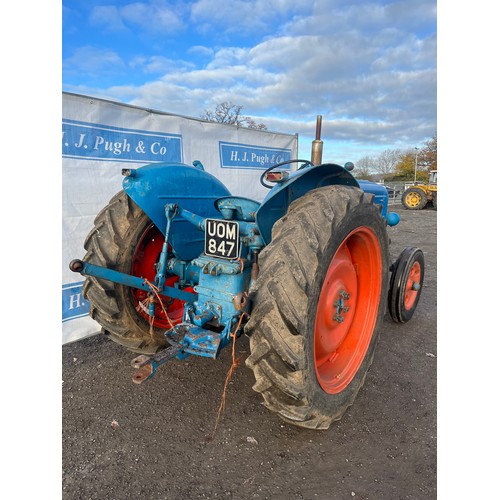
(303, 202, 389, 413)
(395, 248, 425, 323)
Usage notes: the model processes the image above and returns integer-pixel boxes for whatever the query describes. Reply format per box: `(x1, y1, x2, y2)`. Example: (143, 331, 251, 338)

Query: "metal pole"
(414, 147, 418, 183)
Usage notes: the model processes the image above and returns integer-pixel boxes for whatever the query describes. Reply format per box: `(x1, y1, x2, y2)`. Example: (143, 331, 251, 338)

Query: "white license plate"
(204, 219, 240, 259)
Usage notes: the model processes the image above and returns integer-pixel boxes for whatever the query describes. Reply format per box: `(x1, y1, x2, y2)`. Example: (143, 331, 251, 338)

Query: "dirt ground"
(62, 204, 437, 500)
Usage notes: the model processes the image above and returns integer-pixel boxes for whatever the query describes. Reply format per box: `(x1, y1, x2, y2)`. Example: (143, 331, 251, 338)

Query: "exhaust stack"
(311, 115, 323, 166)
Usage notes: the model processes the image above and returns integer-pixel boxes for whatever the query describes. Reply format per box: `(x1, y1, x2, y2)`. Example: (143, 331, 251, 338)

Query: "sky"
(62, 0, 437, 164)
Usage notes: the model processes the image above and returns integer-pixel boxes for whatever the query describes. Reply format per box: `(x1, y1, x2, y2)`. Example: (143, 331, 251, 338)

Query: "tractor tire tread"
(245, 185, 388, 429)
(82, 190, 166, 354)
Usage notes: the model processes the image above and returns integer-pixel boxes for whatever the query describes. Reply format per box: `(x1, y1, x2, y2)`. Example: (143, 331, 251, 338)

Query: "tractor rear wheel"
(401, 187, 427, 210)
(82, 190, 189, 354)
(245, 185, 389, 429)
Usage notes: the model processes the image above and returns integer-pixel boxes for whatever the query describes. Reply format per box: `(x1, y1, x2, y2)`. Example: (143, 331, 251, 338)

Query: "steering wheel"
(260, 159, 314, 188)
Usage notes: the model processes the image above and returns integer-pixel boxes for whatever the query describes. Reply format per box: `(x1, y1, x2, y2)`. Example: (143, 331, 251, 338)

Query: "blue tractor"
(70, 119, 424, 430)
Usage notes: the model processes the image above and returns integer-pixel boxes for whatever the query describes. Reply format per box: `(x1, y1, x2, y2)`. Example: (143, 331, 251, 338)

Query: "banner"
(62, 92, 297, 344)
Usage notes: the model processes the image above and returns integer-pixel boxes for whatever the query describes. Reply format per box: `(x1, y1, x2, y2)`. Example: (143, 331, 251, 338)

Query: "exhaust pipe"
(310, 115, 323, 166)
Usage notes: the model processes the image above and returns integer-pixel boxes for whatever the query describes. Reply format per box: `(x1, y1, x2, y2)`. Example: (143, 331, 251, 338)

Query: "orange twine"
(210, 312, 247, 439)
(237, 258, 245, 273)
(139, 274, 248, 439)
(141, 279, 176, 334)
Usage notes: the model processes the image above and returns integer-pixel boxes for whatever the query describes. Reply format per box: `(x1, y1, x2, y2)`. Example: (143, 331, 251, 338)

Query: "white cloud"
(129, 55, 195, 74)
(89, 6, 127, 32)
(121, 1, 185, 32)
(187, 45, 215, 58)
(206, 47, 250, 69)
(63, 46, 126, 76)
(89, 1, 186, 34)
(190, 0, 310, 36)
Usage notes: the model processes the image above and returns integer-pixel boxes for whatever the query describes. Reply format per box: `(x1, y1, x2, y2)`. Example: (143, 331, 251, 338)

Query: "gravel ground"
(62, 204, 437, 500)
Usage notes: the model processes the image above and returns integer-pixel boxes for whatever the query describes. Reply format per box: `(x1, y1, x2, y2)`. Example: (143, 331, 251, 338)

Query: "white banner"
(62, 92, 298, 344)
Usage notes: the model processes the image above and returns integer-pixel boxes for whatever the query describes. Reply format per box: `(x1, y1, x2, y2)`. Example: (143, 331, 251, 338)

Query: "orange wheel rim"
(314, 227, 382, 394)
(404, 261, 421, 310)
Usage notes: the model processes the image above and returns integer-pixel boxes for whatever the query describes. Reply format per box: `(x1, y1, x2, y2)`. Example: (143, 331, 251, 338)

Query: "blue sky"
(62, 0, 437, 163)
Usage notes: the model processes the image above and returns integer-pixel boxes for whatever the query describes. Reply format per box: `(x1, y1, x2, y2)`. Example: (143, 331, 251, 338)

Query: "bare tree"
(244, 118, 268, 131)
(374, 149, 402, 177)
(354, 156, 376, 179)
(201, 102, 267, 130)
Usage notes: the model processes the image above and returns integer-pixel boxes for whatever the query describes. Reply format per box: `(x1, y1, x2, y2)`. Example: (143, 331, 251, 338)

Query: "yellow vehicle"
(401, 170, 437, 210)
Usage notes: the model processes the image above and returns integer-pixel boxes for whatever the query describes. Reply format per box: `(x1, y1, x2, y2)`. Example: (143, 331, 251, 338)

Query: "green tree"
(393, 150, 428, 182)
(201, 102, 267, 130)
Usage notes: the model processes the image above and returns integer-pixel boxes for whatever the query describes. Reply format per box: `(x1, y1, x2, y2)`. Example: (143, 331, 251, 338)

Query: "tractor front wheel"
(388, 247, 425, 323)
(82, 190, 189, 354)
(245, 185, 389, 429)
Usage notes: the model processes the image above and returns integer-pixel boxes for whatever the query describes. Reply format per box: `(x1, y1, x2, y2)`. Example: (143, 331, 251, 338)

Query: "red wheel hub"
(131, 224, 191, 329)
(404, 261, 421, 310)
(314, 227, 382, 394)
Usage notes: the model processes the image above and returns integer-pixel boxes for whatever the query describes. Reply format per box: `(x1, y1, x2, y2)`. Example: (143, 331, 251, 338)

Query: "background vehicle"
(69, 118, 424, 429)
(401, 170, 437, 209)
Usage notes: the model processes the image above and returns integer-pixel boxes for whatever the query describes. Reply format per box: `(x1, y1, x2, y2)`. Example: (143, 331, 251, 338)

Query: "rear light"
(264, 171, 288, 183)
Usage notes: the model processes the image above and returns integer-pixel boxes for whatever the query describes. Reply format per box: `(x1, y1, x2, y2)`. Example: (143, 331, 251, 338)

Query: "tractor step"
(174, 323, 223, 359)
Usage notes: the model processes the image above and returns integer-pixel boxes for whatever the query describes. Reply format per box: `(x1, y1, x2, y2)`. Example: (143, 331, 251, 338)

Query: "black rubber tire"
(244, 185, 389, 430)
(432, 192, 437, 209)
(82, 190, 167, 354)
(388, 247, 425, 323)
(401, 187, 427, 210)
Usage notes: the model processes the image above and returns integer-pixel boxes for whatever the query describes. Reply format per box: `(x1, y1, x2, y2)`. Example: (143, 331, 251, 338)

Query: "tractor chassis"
(71, 202, 260, 383)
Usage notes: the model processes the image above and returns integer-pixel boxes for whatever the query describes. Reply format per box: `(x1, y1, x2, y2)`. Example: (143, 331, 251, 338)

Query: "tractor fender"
(122, 162, 231, 260)
(255, 163, 389, 244)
